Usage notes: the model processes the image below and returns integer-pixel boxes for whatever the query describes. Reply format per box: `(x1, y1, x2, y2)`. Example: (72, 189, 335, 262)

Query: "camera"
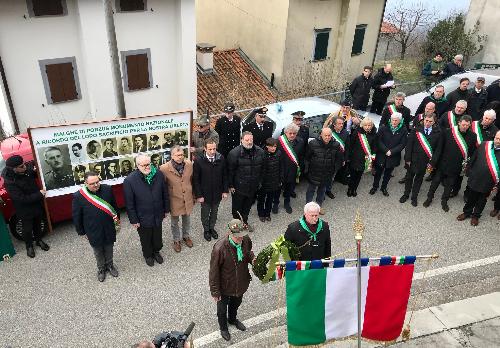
(152, 322, 195, 348)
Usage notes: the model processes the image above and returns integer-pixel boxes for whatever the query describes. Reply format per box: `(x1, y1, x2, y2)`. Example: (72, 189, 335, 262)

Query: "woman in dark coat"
(347, 118, 377, 197)
(370, 112, 407, 196)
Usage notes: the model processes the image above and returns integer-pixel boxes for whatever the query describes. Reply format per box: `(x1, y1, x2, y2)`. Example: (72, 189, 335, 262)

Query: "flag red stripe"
(361, 265, 414, 341)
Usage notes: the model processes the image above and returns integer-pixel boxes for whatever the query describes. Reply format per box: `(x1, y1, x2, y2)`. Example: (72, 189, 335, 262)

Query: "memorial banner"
(29, 111, 192, 197)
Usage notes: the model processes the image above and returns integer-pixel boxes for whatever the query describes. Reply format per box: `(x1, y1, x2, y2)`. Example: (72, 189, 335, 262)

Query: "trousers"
(306, 182, 327, 206)
(372, 165, 394, 190)
(201, 201, 220, 231)
(282, 182, 296, 206)
(348, 169, 364, 192)
(171, 215, 191, 241)
(231, 191, 254, 224)
(427, 169, 457, 202)
(463, 189, 489, 218)
(138, 226, 163, 258)
(217, 295, 243, 331)
(92, 243, 114, 271)
(370, 100, 387, 115)
(256, 189, 280, 217)
(19, 215, 44, 247)
(403, 168, 426, 200)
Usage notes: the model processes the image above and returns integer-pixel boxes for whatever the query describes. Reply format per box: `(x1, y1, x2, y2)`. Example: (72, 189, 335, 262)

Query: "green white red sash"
(279, 134, 301, 183)
(332, 132, 345, 152)
(450, 126, 468, 160)
(447, 111, 457, 128)
(416, 132, 433, 159)
(79, 186, 120, 232)
(471, 121, 483, 147)
(388, 104, 397, 115)
(358, 133, 375, 172)
(485, 141, 500, 185)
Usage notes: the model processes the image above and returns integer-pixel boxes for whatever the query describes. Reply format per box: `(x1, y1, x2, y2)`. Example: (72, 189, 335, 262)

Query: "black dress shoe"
(285, 205, 292, 214)
(347, 189, 352, 197)
(290, 192, 297, 198)
(26, 246, 35, 258)
(266, 216, 271, 221)
(107, 264, 119, 277)
(369, 188, 377, 195)
(423, 198, 432, 207)
(204, 231, 211, 241)
(229, 319, 247, 331)
(352, 191, 357, 197)
(210, 229, 219, 239)
(381, 189, 389, 196)
(325, 191, 335, 199)
(145, 257, 154, 267)
(441, 201, 449, 212)
(259, 216, 266, 222)
(220, 330, 231, 341)
(272, 204, 279, 214)
(36, 240, 50, 251)
(399, 195, 408, 203)
(411, 199, 418, 207)
(153, 252, 164, 264)
(97, 269, 106, 282)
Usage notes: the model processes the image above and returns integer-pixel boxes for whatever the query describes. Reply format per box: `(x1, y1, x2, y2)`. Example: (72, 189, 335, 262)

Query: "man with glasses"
(124, 154, 170, 267)
(2, 155, 50, 258)
(72, 171, 120, 282)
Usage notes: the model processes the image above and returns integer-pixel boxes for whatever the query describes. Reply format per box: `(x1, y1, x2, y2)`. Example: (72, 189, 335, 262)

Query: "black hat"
(150, 134, 159, 141)
(6, 155, 24, 168)
(341, 100, 352, 107)
(254, 106, 268, 115)
(224, 102, 235, 112)
(292, 110, 305, 118)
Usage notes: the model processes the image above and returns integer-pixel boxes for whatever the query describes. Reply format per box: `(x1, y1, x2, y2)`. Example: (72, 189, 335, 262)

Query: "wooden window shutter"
(314, 31, 330, 61)
(32, 0, 64, 16)
(120, 0, 145, 11)
(126, 53, 150, 91)
(351, 25, 367, 55)
(59, 62, 78, 101)
(46, 62, 78, 103)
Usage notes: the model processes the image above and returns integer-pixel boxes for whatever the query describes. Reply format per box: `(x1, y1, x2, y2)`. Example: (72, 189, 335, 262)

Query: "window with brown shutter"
(116, 0, 146, 12)
(27, 0, 67, 17)
(122, 49, 152, 92)
(39, 57, 81, 104)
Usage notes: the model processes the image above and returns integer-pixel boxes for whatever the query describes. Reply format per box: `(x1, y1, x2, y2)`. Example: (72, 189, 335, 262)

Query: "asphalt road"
(1, 164, 499, 348)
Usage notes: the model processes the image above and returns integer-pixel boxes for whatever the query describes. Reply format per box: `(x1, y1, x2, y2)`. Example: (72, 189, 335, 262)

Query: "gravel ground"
(1, 164, 499, 347)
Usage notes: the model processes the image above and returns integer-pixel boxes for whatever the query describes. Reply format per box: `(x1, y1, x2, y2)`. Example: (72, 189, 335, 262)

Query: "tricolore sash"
(416, 132, 433, 159)
(471, 121, 483, 147)
(79, 186, 120, 233)
(450, 126, 468, 160)
(485, 141, 500, 185)
(332, 132, 345, 152)
(358, 133, 375, 172)
(447, 111, 457, 128)
(279, 134, 301, 183)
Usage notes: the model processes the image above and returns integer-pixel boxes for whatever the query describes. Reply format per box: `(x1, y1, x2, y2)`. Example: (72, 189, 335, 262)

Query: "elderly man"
(191, 114, 219, 159)
(370, 63, 395, 115)
(412, 101, 436, 129)
(443, 54, 465, 79)
(416, 84, 449, 117)
(73, 171, 119, 282)
(324, 100, 360, 134)
(243, 107, 273, 149)
(279, 123, 305, 214)
(370, 112, 407, 196)
(423, 115, 477, 211)
(467, 76, 488, 121)
(380, 92, 412, 131)
(43, 146, 75, 189)
(227, 132, 265, 230)
(439, 100, 467, 130)
(457, 130, 500, 226)
(471, 109, 499, 145)
(325, 116, 349, 199)
(160, 146, 195, 253)
(215, 102, 241, 158)
(209, 219, 255, 341)
(123, 154, 170, 267)
(284, 202, 331, 261)
(306, 128, 342, 214)
(447, 77, 470, 111)
(349, 66, 373, 111)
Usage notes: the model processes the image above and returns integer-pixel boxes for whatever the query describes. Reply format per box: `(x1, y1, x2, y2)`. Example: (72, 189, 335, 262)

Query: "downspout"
(103, 0, 126, 118)
(0, 56, 19, 134)
(372, 0, 388, 67)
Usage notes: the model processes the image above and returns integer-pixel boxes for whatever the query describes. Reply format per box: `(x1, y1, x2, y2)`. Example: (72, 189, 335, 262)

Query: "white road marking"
(194, 255, 500, 347)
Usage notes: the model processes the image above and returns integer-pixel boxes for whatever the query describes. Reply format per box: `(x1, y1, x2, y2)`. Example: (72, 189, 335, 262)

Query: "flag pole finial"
(353, 210, 364, 241)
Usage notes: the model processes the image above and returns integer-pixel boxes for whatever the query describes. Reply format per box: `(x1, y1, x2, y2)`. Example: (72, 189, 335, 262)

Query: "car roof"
(265, 97, 341, 122)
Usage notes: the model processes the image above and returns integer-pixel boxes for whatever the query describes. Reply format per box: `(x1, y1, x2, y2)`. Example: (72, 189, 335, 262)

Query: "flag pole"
(353, 212, 364, 348)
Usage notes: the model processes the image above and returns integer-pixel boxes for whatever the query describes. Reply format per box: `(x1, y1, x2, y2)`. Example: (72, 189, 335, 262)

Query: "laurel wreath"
(252, 236, 300, 283)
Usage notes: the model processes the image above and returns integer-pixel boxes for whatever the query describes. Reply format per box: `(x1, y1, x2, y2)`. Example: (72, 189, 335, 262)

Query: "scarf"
(144, 165, 157, 185)
(229, 236, 243, 262)
(171, 160, 185, 175)
(389, 121, 403, 133)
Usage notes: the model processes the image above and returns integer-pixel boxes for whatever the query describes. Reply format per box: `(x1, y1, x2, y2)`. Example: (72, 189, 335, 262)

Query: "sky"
(385, 0, 471, 20)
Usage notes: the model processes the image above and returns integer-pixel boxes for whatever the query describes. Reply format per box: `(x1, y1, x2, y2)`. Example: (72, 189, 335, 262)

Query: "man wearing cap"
(2, 155, 50, 258)
(242, 107, 273, 149)
(215, 102, 241, 158)
(209, 219, 255, 341)
(148, 135, 161, 151)
(191, 114, 219, 159)
(284, 111, 310, 145)
(324, 101, 360, 134)
(467, 77, 488, 121)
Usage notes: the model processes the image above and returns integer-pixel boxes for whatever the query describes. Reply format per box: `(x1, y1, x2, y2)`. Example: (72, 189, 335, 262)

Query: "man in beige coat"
(160, 146, 195, 252)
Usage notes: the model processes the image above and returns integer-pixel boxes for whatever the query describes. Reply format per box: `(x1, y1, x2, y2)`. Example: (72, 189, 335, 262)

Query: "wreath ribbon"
(262, 235, 291, 283)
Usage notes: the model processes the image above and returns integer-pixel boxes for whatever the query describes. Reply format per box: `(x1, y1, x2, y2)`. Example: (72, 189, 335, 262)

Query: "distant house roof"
(197, 49, 275, 116)
(380, 21, 399, 34)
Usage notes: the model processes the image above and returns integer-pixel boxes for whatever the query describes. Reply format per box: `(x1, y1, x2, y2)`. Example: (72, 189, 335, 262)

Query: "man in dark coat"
(306, 128, 342, 214)
(370, 113, 407, 196)
(288, 110, 310, 145)
(471, 109, 499, 146)
(446, 78, 470, 111)
(400, 114, 442, 206)
(379, 92, 412, 131)
(284, 202, 331, 261)
(2, 155, 50, 258)
(423, 115, 477, 212)
(209, 219, 254, 341)
(256, 138, 283, 221)
(215, 102, 241, 158)
(457, 130, 500, 226)
(123, 154, 170, 267)
(416, 85, 449, 118)
(242, 107, 273, 149)
(325, 115, 349, 199)
(349, 66, 373, 110)
(72, 171, 119, 282)
(467, 76, 488, 121)
(412, 102, 436, 130)
(486, 79, 500, 104)
(370, 63, 395, 115)
(193, 139, 228, 242)
(442, 55, 465, 79)
(279, 123, 305, 214)
(439, 100, 467, 130)
(226, 132, 265, 230)
(421, 53, 445, 86)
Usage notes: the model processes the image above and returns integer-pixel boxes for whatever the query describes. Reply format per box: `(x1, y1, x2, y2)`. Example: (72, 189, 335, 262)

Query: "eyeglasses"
(138, 163, 151, 168)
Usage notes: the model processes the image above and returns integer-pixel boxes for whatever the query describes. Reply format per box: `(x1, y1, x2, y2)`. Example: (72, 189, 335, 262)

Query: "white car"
(242, 97, 382, 141)
(405, 69, 500, 116)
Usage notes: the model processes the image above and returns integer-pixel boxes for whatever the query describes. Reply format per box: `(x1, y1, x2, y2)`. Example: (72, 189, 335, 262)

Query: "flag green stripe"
(286, 269, 327, 345)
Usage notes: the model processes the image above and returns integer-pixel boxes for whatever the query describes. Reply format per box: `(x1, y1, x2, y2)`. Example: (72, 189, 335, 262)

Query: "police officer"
(215, 102, 241, 158)
(242, 107, 273, 149)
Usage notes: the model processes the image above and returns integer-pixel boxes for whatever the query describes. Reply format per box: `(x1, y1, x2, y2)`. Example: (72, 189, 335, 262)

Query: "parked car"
(405, 69, 500, 116)
(0, 134, 126, 240)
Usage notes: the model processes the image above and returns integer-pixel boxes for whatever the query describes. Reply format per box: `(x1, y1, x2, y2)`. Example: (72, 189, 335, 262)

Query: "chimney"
(196, 43, 216, 74)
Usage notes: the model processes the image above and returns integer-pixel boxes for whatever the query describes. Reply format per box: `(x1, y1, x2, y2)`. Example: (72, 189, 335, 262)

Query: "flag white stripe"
(324, 267, 370, 339)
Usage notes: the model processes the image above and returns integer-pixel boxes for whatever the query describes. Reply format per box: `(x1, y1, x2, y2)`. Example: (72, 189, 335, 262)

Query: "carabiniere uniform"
(215, 115, 241, 158)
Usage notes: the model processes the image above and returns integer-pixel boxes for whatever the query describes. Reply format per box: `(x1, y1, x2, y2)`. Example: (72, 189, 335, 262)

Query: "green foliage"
(423, 14, 487, 64)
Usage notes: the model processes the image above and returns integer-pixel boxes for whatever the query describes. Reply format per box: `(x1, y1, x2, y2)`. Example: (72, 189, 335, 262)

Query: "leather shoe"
(471, 217, 479, 226)
(210, 229, 219, 239)
(456, 213, 469, 221)
(347, 189, 352, 197)
(173, 241, 182, 252)
(290, 192, 297, 198)
(411, 199, 418, 207)
(259, 216, 266, 222)
(266, 216, 271, 221)
(153, 252, 164, 264)
(204, 231, 211, 242)
(272, 205, 279, 214)
(97, 269, 106, 282)
(399, 195, 408, 203)
(381, 189, 389, 197)
(285, 205, 292, 214)
(107, 264, 119, 277)
(229, 319, 247, 331)
(423, 198, 432, 207)
(326, 191, 335, 199)
(220, 330, 231, 341)
(352, 191, 357, 197)
(369, 188, 377, 195)
(183, 237, 193, 248)
(319, 208, 325, 215)
(441, 201, 449, 212)
(145, 257, 154, 267)
(36, 240, 50, 251)
(490, 209, 499, 217)
(26, 246, 35, 258)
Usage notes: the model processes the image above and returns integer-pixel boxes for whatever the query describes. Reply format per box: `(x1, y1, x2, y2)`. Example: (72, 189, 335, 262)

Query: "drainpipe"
(0, 56, 19, 134)
(372, 0, 388, 67)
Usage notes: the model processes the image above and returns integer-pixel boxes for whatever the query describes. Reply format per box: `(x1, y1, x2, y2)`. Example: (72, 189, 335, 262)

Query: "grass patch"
(374, 59, 422, 83)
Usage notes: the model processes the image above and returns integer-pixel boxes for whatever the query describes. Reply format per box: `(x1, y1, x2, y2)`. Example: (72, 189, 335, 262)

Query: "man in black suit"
(215, 102, 241, 158)
(242, 107, 273, 149)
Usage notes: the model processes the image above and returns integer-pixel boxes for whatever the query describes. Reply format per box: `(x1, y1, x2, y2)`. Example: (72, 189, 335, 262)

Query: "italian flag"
(286, 264, 414, 345)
